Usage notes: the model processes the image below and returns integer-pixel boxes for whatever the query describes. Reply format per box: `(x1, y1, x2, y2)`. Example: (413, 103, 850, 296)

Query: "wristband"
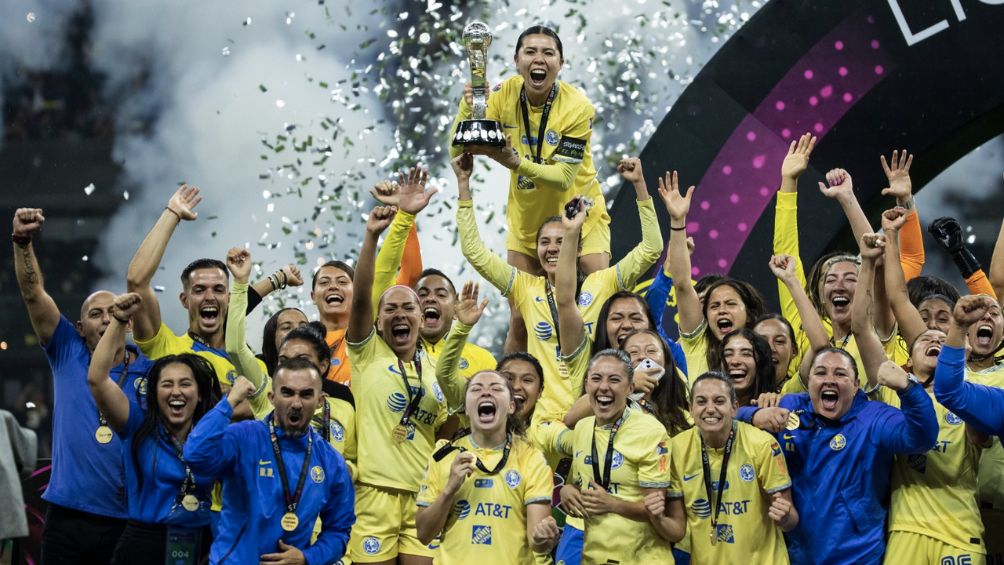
(165, 207, 182, 220)
(670, 225, 686, 231)
(278, 270, 288, 289)
(112, 314, 131, 324)
(11, 233, 31, 247)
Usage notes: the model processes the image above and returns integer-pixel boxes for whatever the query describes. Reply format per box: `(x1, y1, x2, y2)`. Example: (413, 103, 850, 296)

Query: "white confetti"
(123, 190, 130, 200)
(84, 183, 96, 196)
(276, 99, 285, 108)
(81, 255, 89, 262)
(153, 285, 165, 293)
(222, 46, 231, 56)
(26, 12, 36, 22)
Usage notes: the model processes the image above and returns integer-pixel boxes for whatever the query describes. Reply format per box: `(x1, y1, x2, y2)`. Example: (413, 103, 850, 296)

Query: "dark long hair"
(497, 352, 545, 391)
(620, 328, 691, 436)
(131, 354, 221, 491)
(719, 328, 776, 406)
(592, 291, 653, 356)
(462, 371, 526, 438)
(907, 275, 961, 307)
(701, 278, 765, 371)
(262, 307, 307, 375)
(515, 25, 564, 60)
(753, 313, 799, 386)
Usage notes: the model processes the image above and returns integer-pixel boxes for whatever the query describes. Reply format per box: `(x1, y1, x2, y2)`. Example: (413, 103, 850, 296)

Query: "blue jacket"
(745, 388, 937, 565)
(643, 267, 689, 376)
(184, 398, 354, 564)
(934, 344, 1004, 436)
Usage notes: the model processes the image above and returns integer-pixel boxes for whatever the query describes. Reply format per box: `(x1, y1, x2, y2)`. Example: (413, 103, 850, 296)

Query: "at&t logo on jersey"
(505, 470, 522, 489)
(387, 392, 408, 412)
(534, 321, 553, 341)
(739, 464, 755, 482)
(945, 412, 963, 425)
(829, 434, 847, 451)
(362, 536, 381, 555)
(454, 499, 471, 520)
(472, 525, 492, 545)
(577, 291, 594, 307)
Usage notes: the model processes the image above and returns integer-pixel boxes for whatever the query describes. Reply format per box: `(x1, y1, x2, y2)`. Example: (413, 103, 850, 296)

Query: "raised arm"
(224, 247, 268, 395)
(769, 254, 829, 383)
(774, 133, 816, 338)
(125, 185, 202, 340)
(880, 150, 924, 280)
(874, 361, 939, 452)
(612, 157, 664, 290)
(371, 169, 436, 306)
(818, 168, 873, 245)
(850, 234, 892, 391)
(557, 203, 588, 358)
(346, 206, 397, 344)
(659, 171, 702, 334)
(87, 293, 140, 430)
(992, 218, 1004, 301)
(435, 282, 489, 412)
(248, 264, 304, 313)
(934, 295, 1004, 435)
(453, 153, 518, 293)
(882, 208, 928, 346)
(12, 208, 60, 344)
(929, 216, 997, 298)
(183, 377, 255, 478)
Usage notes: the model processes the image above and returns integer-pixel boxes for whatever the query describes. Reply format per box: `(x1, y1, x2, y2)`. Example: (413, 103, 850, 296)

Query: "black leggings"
(42, 503, 126, 565)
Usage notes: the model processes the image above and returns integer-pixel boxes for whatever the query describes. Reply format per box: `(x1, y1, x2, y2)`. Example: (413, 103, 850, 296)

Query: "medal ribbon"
(470, 433, 512, 475)
(519, 83, 559, 164)
(162, 427, 197, 500)
(268, 417, 313, 516)
(590, 411, 626, 491)
(396, 351, 425, 428)
(311, 399, 332, 443)
(701, 421, 737, 543)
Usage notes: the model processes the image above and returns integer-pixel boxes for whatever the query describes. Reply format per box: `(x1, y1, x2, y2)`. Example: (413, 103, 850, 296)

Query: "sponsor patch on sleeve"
(552, 136, 586, 163)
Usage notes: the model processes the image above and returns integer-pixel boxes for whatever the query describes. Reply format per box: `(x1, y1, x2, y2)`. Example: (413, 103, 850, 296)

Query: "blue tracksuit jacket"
(934, 344, 1004, 435)
(184, 398, 355, 564)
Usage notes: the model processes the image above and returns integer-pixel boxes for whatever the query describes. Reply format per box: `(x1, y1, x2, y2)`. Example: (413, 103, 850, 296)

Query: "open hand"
(167, 184, 202, 221)
(657, 171, 694, 222)
(780, 133, 816, 180)
(455, 281, 489, 327)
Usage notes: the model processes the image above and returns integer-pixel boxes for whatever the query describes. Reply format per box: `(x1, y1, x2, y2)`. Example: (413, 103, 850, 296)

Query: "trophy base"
(452, 119, 506, 147)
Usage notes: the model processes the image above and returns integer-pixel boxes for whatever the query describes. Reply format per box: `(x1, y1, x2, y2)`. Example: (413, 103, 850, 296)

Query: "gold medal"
(785, 412, 800, 431)
(392, 424, 409, 443)
(95, 425, 113, 444)
(181, 494, 199, 512)
(710, 526, 717, 546)
(281, 511, 299, 532)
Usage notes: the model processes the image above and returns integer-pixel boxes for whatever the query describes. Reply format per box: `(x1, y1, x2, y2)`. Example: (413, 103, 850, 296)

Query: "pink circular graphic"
(804, 69, 814, 80)
(781, 128, 791, 138)
(752, 155, 765, 169)
(729, 193, 740, 204)
(834, 40, 844, 51)
(820, 85, 833, 98)
(738, 222, 748, 232)
(717, 259, 728, 269)
(687, 221, 700, 233)
(746, 131, 757, 142)
(709, 230, 719, 240)
(809, 96, 819, 107)
(775, 100, 786, 111)
(838, 66, 848, 77)
(871, 39, 880, 49)
(700, 200, 711, 211)
(759, 186, 770, 197)
(843, 92, 853, 103)
(722, 165, 733, 175)
(867, 15, 875, 24)
(874, 65, 884, 75)
(692, 266, 701, 277)
(813, 122, 824, 133)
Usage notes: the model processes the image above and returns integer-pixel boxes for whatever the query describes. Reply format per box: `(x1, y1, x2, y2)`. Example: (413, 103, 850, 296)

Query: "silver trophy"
(453, 21, 505, 147)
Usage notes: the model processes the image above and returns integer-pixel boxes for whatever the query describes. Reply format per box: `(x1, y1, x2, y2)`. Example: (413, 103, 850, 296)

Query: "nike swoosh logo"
(259, 460, 271, 465)
(683, 473, 699, 482)
(503, 124, 517, 129)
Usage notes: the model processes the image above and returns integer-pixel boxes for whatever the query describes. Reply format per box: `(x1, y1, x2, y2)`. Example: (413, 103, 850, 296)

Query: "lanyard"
(544, 280, 562, 346)
(162, 427, 197, 498)
(700, 422, 736, 541)
(471, 433, 512, 475)
(590, 411, 626, 491)
(268, 418, 313, 516)
(396, 351, 425, 427)
(312, 399, 332, 443)
(98, 350, 132, 428)
(830, 332, 851, 350)
(189, 331, 231, 360)
(519, 83, 558, 164)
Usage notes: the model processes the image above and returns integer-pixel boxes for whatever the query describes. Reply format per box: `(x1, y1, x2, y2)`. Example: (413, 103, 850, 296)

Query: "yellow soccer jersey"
(873, 386, 985, 556)
(423, 335, 496, 382)
(311, 396, 358, 480)
(451, 76, 608, 249)
(137, 322, 272, 417)
(418, 435, 553, 565)
(967, 365, 1004, 512)
(568, 407, 673, 564)
(667, 423, 791, 565)
(348, 328, 448, 492)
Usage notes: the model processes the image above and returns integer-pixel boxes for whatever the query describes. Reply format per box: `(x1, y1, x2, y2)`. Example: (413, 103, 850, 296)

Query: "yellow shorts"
(348, 484, 436, 562)
(885, 531, 985, 565)
(506, 215, 611, 259)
